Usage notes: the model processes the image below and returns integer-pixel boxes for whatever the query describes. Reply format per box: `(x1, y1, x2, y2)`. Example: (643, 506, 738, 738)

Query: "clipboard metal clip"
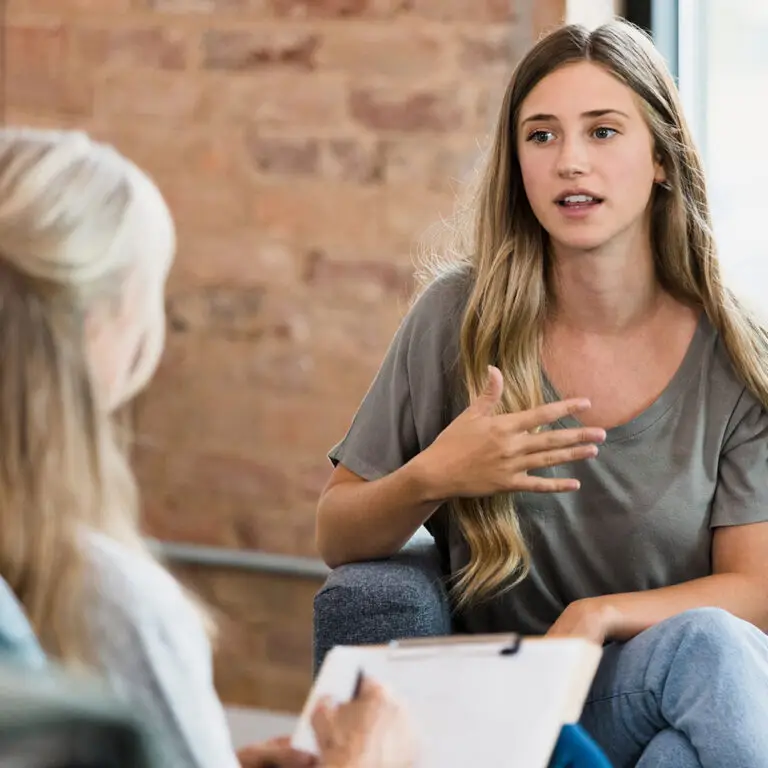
(384, 633, 522, 660)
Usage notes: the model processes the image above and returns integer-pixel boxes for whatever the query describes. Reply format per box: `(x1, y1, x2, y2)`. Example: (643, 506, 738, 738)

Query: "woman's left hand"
(545, 598, 620, 645)
(236, 736, 317, 768)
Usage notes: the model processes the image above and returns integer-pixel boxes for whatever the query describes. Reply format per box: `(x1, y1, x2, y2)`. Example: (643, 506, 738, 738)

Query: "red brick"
(145, 0, 259, 10)
(244, 133, 382, 183)
(5, 26, 93, 116)
(476, 82, 509, 131)
(379, 185, 457, 249)
(173, 564, 318, 627)
(265, 626, 314, 668)
(270, 0, 370, 17)
(137, 445, 322, 554)
(5, 72, 93, 116)
(9, 0, 130, 11)
(249, 182, 384, 250)
(318, 24, 451, 78)
(204, 73, 349, 129)
(244, 134, 320, 176)
(322, 138, 384, 183)
(382, 137, 476, 191)
(303, 251, 414, 304)
(95, 71, 205, 119)
(165, 565, 318, 710)
(171, 232, 305, 289)
(166, 285, 265, 338)
(133, 302, 397, 455)
(156, 173, 252, 231)
(70, 26, 188, 71)
(2, 110, 83, 130)
(202, 28, 319, 71)
(349, 86, 467, 133)
(385, 0, 517, 22)
(534, 0, 567, 35)
(459, 26, 521, 74)
(216, 652, 312, 711)
(5, 24, 64, 68)
(85, 121, 239, 180)
(165, 283, 314, 345)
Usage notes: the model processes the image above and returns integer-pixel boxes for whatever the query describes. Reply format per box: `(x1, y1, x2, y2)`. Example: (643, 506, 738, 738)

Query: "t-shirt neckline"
(541, 311, 711, 443)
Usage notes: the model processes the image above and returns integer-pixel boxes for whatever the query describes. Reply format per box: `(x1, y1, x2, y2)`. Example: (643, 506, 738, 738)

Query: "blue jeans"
(579, 607, 768, 767)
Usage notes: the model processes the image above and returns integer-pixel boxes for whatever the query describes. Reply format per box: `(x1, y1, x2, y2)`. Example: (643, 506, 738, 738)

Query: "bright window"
(666, 1, 768, 302)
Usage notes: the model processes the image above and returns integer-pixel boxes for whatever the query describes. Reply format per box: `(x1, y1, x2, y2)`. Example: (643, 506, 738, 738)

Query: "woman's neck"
(547, 238, 665, 336)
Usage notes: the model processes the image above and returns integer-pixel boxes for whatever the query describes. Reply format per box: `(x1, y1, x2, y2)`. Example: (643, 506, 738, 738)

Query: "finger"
(516, 444, 599, 472)
(469, 365, 504, 415)
(310, 698, 335, 745)
(262, 737, 292, 749)
(505, 398, 593, 432)
(279, 749, 318, 768)
(236, 739, 317, 768)
(239, 743, 317, 768)
(521, 426, 606, 453)
(512, 474, 581, 493)
(356, 674, 388, 701)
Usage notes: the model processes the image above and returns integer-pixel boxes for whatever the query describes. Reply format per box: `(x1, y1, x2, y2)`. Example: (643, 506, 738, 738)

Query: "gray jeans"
(580, 607, 768, 767)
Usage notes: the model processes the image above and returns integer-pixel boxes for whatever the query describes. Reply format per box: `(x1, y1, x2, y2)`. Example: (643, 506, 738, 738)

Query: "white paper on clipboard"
(292, 634, 602, 768)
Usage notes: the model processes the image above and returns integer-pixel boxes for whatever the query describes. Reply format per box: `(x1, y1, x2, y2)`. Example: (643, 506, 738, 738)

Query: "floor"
(225, 707, 299, 749)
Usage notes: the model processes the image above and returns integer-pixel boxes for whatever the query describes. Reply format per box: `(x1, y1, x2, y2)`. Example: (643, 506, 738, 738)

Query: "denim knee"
(669, 607, 745, 638)
(661, 607, 752, 662)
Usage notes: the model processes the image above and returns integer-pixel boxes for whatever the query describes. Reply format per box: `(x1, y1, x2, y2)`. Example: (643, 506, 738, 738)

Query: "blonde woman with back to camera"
(0, 128, 416, 768)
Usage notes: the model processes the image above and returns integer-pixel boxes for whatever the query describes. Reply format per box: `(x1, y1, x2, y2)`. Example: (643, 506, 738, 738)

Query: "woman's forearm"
(315, 455, 446, 569)
(599, 573, 768, 641)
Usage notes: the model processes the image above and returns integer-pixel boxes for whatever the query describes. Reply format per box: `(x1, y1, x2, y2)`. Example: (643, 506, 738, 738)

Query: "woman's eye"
(593, 127, 617, 140)
(527, 130, 554, 144)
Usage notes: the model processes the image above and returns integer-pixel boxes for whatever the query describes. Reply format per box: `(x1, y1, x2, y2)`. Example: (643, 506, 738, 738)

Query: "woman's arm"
(550, 392, 768, 644)
(548, 521, 768, 643)
(607, 521, 768, 638)
(318, 387, 604, 568)
(316, 462, 444, 569)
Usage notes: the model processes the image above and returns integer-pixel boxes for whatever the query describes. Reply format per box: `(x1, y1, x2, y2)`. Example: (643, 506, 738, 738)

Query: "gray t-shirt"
(329, 268, 768, 635)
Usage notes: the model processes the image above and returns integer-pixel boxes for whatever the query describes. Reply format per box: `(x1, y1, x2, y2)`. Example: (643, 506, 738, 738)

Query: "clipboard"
(292, 634, 603, 768)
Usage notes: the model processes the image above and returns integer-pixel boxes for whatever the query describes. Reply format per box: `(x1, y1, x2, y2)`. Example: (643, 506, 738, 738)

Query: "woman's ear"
(654, 154, 672, 191)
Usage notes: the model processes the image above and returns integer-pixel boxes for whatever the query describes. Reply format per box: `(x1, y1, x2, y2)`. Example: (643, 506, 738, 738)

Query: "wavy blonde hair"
(0, 127, 202, 666)
(419, 20, 768, 608)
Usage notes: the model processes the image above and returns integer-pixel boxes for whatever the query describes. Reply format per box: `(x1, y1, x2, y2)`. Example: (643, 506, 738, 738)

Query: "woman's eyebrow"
(520, 108, 631, 126)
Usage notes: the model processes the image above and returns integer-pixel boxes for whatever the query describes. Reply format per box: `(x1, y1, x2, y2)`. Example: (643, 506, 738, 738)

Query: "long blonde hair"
(420, 20, 768, 608)
(0, 128, 186, 666)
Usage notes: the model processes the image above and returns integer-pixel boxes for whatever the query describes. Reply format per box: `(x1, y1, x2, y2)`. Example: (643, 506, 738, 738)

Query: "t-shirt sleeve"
(710, 389, 768, 528)
(328, 269, 469, 482)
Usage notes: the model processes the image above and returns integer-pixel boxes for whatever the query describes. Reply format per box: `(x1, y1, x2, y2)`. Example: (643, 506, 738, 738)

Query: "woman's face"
(516, 61, 666, 255)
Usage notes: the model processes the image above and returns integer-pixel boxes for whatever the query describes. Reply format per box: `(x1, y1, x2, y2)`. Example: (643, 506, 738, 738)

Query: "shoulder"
(398, 266, 474, 368)
(408, 266, 474, 327)
(706, 320, 768, 445)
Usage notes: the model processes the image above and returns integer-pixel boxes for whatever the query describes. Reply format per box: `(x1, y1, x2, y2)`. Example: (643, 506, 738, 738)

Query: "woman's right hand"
(311, 676, 417, 768)
(414, 365, 606, 498)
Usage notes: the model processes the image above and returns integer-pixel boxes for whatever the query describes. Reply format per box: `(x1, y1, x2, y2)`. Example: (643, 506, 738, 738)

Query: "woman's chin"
(550, 231, 611, 253)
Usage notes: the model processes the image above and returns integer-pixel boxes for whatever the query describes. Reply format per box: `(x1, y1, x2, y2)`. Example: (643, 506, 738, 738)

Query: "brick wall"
(6, 0, 564, 711)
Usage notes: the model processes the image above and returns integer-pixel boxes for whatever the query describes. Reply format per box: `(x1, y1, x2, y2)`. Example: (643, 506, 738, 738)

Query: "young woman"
(317, 20, 768, 768)
(0, 127, 415, 768)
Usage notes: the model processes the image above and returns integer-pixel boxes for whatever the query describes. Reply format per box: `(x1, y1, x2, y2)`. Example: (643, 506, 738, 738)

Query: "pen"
(352, 668, 364, 699)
